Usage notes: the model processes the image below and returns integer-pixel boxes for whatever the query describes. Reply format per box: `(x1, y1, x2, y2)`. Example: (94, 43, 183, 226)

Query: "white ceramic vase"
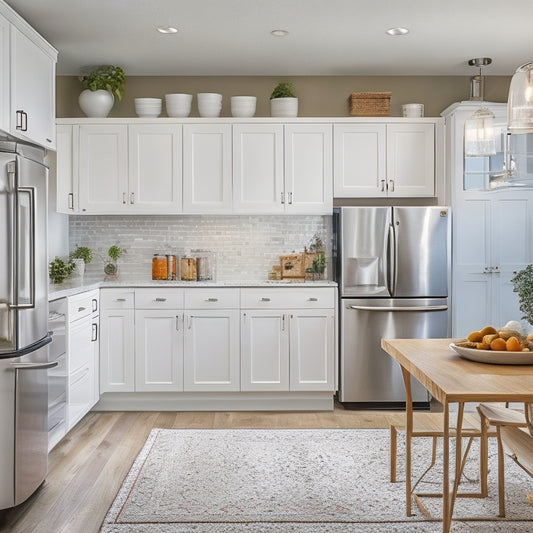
(270, 97, 298, 117)
(78, 89, 114, 117)
(71, 258, 85, 279)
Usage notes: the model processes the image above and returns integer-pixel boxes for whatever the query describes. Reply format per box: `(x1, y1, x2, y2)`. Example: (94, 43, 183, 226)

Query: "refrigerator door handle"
(11, 361, 58, 370)
(387, 222, 397, 296)
(13, 184, 36, 309)
(348, 305, 448, 312)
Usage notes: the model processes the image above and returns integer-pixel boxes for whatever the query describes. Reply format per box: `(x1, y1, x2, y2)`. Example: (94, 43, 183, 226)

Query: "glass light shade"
(508, 61, 533, 133)
(464, 107, 496, 156)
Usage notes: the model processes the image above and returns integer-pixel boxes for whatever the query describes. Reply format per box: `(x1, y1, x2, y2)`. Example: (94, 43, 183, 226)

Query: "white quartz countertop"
(48, 278, 337, 301)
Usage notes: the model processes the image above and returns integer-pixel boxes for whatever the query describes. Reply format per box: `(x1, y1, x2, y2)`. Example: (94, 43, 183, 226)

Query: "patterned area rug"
(100, 428, 533, 532)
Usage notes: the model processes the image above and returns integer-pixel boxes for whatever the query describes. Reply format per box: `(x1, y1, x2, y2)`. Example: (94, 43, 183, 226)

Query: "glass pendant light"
(507, 62, 533, 133)
(464, 58, 496, 156)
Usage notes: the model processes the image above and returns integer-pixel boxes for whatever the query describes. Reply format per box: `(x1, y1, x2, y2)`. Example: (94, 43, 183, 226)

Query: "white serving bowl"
(165, 93, 192, 117)
(231, 96, 256, 117)
(135, 98, 162, 118)
(198, 103, 222, 118)
(197, 92, 222, 106)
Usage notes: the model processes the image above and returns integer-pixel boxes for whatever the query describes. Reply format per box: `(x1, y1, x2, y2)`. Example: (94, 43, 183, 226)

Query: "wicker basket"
(350, 92, 391, 117)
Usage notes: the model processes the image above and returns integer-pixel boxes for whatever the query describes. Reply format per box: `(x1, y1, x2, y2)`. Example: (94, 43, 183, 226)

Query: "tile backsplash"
(69, 215, 332, 282)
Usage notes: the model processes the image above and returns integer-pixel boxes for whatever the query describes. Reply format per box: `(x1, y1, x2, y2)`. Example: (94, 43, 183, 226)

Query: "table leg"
(442, 402, 450, 533)
(450, 402, 465, 521)
(400, 366, 413, 516)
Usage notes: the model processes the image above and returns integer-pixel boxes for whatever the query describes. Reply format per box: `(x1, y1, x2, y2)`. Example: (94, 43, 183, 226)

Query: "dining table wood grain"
(381, 337, 533, 533)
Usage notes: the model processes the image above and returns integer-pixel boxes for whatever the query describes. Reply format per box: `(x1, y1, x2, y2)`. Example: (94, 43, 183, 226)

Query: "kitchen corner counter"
(49, 278, 338, 301)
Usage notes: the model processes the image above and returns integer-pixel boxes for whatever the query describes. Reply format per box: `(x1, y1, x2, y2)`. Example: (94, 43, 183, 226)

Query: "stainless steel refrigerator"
(334, 206, 451, 408)
(0, 141, 54, 509)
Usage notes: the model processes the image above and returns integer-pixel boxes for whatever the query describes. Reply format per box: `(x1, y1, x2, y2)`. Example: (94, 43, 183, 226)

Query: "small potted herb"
(78, 65, 126, 117)
(103, 245, 126, 280)
(49, 257, 75, 284)
(511, 264, 533, 327)
(270, 81, 298, 117)
(70, 245, 93, 278)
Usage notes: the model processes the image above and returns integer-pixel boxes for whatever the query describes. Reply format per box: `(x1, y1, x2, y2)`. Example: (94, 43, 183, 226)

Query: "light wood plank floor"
(0, 405, 408, 533)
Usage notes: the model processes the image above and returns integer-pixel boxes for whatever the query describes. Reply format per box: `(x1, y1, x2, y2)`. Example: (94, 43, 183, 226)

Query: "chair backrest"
(526, 403, 533, 436)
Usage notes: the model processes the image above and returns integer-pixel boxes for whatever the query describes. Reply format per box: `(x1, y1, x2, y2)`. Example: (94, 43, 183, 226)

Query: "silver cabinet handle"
(68, 192, 74, 210)
(281, 191, 285, 204)
(130, 192, 135, 204)
(388, 179, 395, 192)
(308, 297, 318, 302)
(11, 361, 58, 370)
(91, 323, 98, 341)
(380, 179, 386, 192)
(288, 192, 293, 204)
(281, 314, 286, 331)
(155, 297, 167, 302)
(92, 299, 98, 312)
(261, 297, 271, 302)
(122, 192, 127, 204)
(188, 316, 193, 329)
(115, 298, 126, 302)
(78, 306, 86, 312)
(176, 315, 180, 331)
(205, 298, 218, 302)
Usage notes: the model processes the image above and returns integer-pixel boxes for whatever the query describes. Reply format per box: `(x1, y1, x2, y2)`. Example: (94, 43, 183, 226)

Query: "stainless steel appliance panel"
(392, 206, 450, 298)
(337, 206, 391, 297)
(340, 298, 448, 403)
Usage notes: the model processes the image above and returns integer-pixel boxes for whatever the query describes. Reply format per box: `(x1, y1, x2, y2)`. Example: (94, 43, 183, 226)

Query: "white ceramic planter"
(71, 258, 85, 279)
(78, 89, 114, 117)
(270, 97, 298, 117)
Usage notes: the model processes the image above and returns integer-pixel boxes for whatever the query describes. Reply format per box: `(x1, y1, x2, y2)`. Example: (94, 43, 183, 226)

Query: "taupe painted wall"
(57, 75, 511, 119)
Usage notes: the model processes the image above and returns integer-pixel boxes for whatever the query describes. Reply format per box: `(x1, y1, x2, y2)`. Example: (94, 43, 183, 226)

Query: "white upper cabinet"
(0, 3, 57, 149)
(183, 123, 232, 213)
(128, 124, 183, 213)
(78, 125, 129, 213)
(233, 123, 285, 214)
(55, 124, 78, 213)
(334, 121, 437, 198)
(284, 124, 332, 214)
(233, 123, 332, 214)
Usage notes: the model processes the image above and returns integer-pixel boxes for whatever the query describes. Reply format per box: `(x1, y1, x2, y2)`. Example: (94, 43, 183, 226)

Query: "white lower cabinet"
(135, 309, 184, 391)
(184, 309, 240, 391)
(240, 288, 335, 392)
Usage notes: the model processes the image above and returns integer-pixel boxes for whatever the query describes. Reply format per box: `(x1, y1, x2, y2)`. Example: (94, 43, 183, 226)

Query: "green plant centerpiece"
(270, 81, 298, 118)
(79, 65, 126, 101)
(270, 82, 296, 100)
(305, 232, 326, 280)
(103, 245, 126, 279)
(511, 264, 533, 327)
(49, 257, 75, 284)
(70, 245, 93, 264)
(78, 65, 126, 117)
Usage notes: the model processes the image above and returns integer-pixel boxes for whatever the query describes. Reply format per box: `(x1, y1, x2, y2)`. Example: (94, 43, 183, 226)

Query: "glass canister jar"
(166, 254, 176, 280)
(152, 254, 167, 280)
(180, 256, 197, 281)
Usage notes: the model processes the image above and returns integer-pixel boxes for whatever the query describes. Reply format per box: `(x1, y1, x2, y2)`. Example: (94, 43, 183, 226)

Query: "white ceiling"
(5, 0, 533, 77)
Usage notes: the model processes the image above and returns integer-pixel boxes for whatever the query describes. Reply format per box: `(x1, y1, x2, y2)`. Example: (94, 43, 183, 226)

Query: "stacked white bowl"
(165, 93, 193, 117)
(197, 93, 222, 117)
(231, 96, 256, 117)
(134, 98, 162, 118)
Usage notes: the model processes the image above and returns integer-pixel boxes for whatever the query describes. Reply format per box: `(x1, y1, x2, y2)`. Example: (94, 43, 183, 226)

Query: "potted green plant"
(511, 264, 533, 327)
(49, 257, 75, 284)
(70, 245, 93, 278)
(103, 245, 126, 280)
(78, 65, 126, 117)
(270, 81, 298, 117)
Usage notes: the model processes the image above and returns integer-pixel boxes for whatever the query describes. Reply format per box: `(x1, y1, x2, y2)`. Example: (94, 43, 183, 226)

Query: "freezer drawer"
(340, 298, 449, 405)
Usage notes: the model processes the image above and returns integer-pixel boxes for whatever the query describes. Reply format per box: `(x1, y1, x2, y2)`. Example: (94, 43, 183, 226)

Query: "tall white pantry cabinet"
(442, 102, 533, 337)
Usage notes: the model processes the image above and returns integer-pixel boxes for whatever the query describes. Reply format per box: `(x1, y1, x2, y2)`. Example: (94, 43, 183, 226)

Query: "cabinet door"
(233, 124, 284, 213)
(183, 310, 240, 391)
(78, 125, 128, 213)
(135, 310, 183, 391)
(55, 124, 78, 213)
(285, 124, 332, 214)
(0, 15, 9, 134)
(289, 309, 334, 391)
(386, 123, 434, 197)
(99, 309, 135, 392)
(333, 123, 386, 197)
(241, 310, 289, 391)
(10, 26, 55, 149)
(128, 124, 183, 214)
(183, 124, 232, 213)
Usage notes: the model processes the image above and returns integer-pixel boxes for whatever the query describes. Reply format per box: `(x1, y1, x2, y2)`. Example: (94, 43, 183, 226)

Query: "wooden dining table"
(381, 337, 533, 533)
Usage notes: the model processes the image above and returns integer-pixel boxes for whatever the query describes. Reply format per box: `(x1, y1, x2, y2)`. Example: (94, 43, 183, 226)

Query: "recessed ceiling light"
(385, 27, 409, 36)
(271, 29, 289, 37)
(157, 26, 178, 34)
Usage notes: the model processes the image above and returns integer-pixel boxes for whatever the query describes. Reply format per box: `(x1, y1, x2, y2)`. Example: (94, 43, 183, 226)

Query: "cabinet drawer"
(241, 288, 335, 309)
(100, 289, 135, 309)
(68, 290, 99, 322)
(135, 288, 184, 309)
(184, 288, 240, 309)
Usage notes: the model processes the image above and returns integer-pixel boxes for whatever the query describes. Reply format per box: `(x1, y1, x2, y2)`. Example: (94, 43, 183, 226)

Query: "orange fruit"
(476, 342, 490, 350)
(490, 338, 507, 351)
(506, 336, 523, 352)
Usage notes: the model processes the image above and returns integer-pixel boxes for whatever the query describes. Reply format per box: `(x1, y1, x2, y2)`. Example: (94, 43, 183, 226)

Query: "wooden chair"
(390, 410, 494, 515)
(477, 402, 530, 517)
